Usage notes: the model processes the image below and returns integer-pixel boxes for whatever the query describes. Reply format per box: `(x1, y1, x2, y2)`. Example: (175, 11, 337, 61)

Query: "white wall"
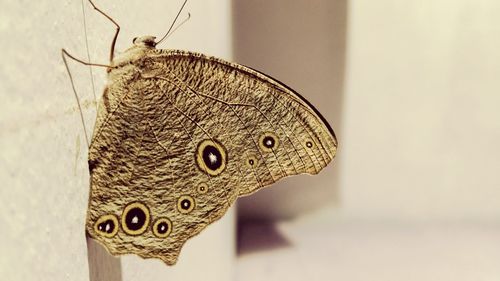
(0, 0, 234, 280)
(342, 0, 500, 221)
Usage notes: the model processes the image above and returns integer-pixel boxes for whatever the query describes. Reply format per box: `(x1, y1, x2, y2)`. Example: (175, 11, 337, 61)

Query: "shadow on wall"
(232, 0, 347, 220)
(237, 220, 291, 256)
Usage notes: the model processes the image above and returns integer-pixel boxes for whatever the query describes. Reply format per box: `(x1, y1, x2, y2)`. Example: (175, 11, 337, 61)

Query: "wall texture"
(0, 0, 234, 280)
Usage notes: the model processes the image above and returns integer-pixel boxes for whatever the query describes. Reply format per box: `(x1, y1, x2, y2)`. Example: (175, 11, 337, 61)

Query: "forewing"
(146, 50, 337, 196)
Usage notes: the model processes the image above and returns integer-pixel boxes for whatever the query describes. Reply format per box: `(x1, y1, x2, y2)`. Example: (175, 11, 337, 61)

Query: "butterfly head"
(132, 36, 157, 48)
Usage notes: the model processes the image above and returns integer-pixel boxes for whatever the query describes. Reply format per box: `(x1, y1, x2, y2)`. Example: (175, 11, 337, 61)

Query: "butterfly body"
(86, 36, 337, 265)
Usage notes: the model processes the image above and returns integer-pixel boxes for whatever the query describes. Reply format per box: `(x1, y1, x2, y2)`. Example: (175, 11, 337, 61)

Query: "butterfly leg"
(61, 49, 114, 148)
(61, 49, 114, 69)
(87, 0, 121, 62)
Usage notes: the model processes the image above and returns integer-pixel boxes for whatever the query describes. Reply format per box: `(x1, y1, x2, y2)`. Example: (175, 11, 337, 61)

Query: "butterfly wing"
(86, 49, 337, 265)
(146, 50, 337, 194)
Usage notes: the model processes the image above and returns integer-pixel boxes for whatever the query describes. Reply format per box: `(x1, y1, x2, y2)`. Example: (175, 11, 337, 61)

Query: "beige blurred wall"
(342, 0, 500, 221)
(234, 0, 500, 221)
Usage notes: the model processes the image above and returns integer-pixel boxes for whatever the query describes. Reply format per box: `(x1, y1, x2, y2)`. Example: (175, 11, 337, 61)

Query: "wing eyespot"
(195, 139, 227, 176)
(246, 155, 258, 168)
(152, 218, 173, 238)
(197, 182, 209, 194)
(259, 132, 279, 152)
(306, 140, 314, 148)
(94, 214, 119, 238)
(121, 202, 150, 236)
(177, 195, 195, 214)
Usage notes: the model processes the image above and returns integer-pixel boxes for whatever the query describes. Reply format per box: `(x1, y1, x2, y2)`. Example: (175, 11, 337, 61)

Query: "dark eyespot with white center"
(121, 202, 150, 236)
(246, 155, 258, 168)
(259, 132, 279, 152)
(153, 218, 172, 238)
(177, 195, 195, 214)
(94, 215, 119, 238)
(196, 139, 227, 176)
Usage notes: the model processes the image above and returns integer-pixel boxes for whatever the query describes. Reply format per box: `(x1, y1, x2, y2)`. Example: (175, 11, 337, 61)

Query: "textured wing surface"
(147, 50, 337, 195)
(86, 50, 337, 265)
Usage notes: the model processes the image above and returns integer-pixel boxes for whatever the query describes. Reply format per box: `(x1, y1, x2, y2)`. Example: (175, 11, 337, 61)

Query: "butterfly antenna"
(161, 12, 191, 43)
(156, 0, 188, 45)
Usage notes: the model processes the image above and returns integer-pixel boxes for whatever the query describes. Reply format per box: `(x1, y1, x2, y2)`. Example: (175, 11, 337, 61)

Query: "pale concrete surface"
(237, 208, 500, 281)
(1, 0, 234, 280)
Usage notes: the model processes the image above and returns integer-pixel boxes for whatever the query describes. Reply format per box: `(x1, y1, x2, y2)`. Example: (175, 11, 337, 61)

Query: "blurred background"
(235, 0, 500, 280)
(1, 0, 500, 280)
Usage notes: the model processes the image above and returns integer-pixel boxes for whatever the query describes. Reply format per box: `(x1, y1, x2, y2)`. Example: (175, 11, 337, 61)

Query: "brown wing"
(85, 49, 337, 265)
(146, 50, 337, 195)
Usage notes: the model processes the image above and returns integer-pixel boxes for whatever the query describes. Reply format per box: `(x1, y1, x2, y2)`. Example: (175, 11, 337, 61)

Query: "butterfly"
(63, 0, 337, 265)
